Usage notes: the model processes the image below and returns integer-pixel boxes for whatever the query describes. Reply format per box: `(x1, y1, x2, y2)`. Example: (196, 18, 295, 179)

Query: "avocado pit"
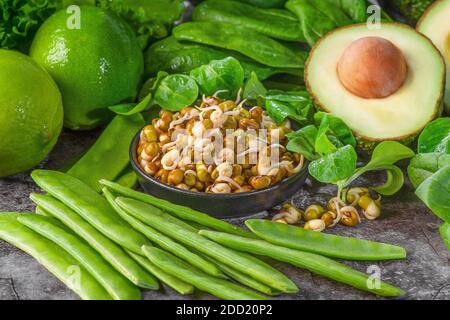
(337, 37, 408, 99)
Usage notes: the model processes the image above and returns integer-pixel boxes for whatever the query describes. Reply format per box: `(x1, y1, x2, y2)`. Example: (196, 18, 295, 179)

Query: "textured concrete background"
(0, 130, 449, 300)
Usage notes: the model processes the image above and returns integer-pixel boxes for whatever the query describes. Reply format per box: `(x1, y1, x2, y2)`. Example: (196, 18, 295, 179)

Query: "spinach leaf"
(440, 223, 450, 250)
(286, 125, 319, 161)
(154, 74, 199, 111)
(265, 90, 313, 125)
(308, 145, 357, 184)
(110, 72, 168, 115)
(190, 57, 244, 99)
(416, 165, 450, 224)
(407, 153, 450, 189)
(417, 118, 450, 154)
(325, 0, 367, 22)
(342, 141, 414, 195)
(315, 115, 338, 155)
(314, 112, 356, 147)
(243, 72, 267, 100)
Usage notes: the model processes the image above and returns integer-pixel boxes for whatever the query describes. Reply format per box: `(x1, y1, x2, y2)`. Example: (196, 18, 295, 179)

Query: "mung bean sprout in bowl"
(130, 92, 309, 218)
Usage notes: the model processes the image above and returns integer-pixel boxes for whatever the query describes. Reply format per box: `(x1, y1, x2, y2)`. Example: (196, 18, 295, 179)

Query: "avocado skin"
(388, 0, 435, 23)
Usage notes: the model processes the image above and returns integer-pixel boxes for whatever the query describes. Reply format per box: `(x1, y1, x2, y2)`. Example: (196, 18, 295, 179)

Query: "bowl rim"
(130, 130, 309, 199)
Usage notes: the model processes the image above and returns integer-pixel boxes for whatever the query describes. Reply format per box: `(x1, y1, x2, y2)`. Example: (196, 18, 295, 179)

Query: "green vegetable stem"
(142, 246, 267, 300)
(0, 213, 112, 300)
(199, 230, 405, 297)
(18, 214, 141, 300)
(116, 197, 298, 293)
(31, 170, 150, 254)
(29, 193, 158, 289)
(246, 219, 407, 260)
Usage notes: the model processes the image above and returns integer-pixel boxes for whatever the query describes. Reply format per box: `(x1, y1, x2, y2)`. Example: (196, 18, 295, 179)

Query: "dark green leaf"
(154, 74, 199, 111)
(308, 145, 357, 184)
(243, 72, 267, 100)
(372, 165, 405, 196)
(416, 165, 450, 224)
(418, 118, 450, 154)
(286, 125, 319, 161)
(407, 153, 450, 189)
(190, 57, 244, 99)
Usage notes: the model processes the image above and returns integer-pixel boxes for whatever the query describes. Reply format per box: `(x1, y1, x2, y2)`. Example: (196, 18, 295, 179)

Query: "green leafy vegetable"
(286, 125, 319, 161)
(190, 57, 244, 99)
(238, 0, 286, 8)
(97, 0, 185, 49)
(265, 90, 313, 125)
(417, 118, 450, 154)
(440, 223, 450, 250)
(243, 72, 267, 100)
(309, 145, 357, 184)
(154, 74, 199, 111)
(407, 153, 450, 188)
(0, 0, 58, 51)
(314, 112, 356, 148)
(416, 165, 450, 224)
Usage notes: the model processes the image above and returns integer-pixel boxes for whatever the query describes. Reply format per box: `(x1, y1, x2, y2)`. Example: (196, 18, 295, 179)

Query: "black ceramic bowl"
(130, 132, 309, 218)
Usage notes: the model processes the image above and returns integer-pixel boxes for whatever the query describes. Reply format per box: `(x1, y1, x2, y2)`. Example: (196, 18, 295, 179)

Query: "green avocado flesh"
(306, 23, 445, 143)
(417, 0, 450, 114)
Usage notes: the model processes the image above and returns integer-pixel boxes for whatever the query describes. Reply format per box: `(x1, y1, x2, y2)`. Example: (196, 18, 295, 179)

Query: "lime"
(30, 6, 144, 130)
(0, 49, 63, 177)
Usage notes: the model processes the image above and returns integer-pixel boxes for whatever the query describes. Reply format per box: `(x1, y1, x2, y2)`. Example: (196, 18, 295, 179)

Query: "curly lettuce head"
(0, 0, 58, 51)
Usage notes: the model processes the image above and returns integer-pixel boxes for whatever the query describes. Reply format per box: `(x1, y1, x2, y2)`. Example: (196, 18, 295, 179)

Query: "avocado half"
(305, 23, 445, 145)
(417, 0, 450, 114)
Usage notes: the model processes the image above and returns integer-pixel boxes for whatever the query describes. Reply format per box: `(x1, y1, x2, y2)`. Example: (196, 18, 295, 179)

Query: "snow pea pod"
(173, 22, 307, 68)
(99, 179, 256, 238)
(0, 213, 112, 300)
(18, 214, 141, 300)
(31, 170, 150, 254)
(193, 0, 304, 41)
(127, 251, 195, 295)
(67, 114, 145, 192)
(116, 197, 298, 293)
(200, 230, 405, 297)
(30, 193, 158, 289)
(142, 246, 266, 300)
(114, 165, 138, 189)
(246, 220, 407, 261)
(144, 37, 302, 80)
(201, 254, 282, 296)
(103, 187, 223, 278)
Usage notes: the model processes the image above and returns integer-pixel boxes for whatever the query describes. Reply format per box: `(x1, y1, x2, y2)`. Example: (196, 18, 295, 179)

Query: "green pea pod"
(116, 197, 298, 293)
(18, 214, 141, 300)
(31, 170, 150, 254)
(29, 193, 158, 289)
(144, 37, 302, 80)
(200, 230, 405, 297)
(114, 165, 138, 189)
(246, 220, 407, 261)
(193, 0, 304, 41)
(67, 114, 145, 192)
(201, 254, 282, 296)
(103, 188, 223, 278)
(0, 213, 112, 300)
(142, 246, 266, 300)
(99, 179, 256, 238)
(35, 205, 51, 217)
(173, 22, 307, 68)
(127, 251, 195, 295)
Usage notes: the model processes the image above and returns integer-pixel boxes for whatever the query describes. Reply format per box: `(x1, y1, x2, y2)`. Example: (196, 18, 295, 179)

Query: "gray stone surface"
(0, 130, 449, 300)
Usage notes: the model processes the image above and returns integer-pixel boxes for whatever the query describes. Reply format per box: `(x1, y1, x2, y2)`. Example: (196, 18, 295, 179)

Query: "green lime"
(30, 6, 144, 130)
(0, 49, 63, 177)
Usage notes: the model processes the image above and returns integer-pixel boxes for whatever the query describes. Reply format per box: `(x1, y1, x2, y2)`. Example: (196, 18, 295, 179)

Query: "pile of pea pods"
(1, 163, 407, 299)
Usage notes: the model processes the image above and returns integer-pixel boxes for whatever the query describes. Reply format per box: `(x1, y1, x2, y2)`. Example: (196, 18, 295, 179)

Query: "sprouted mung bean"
(137, 95, 305, 193)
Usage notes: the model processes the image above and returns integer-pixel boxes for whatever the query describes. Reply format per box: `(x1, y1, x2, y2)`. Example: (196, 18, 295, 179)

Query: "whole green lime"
(30, 6, 144, 130)
(0, 49, 63, 177)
